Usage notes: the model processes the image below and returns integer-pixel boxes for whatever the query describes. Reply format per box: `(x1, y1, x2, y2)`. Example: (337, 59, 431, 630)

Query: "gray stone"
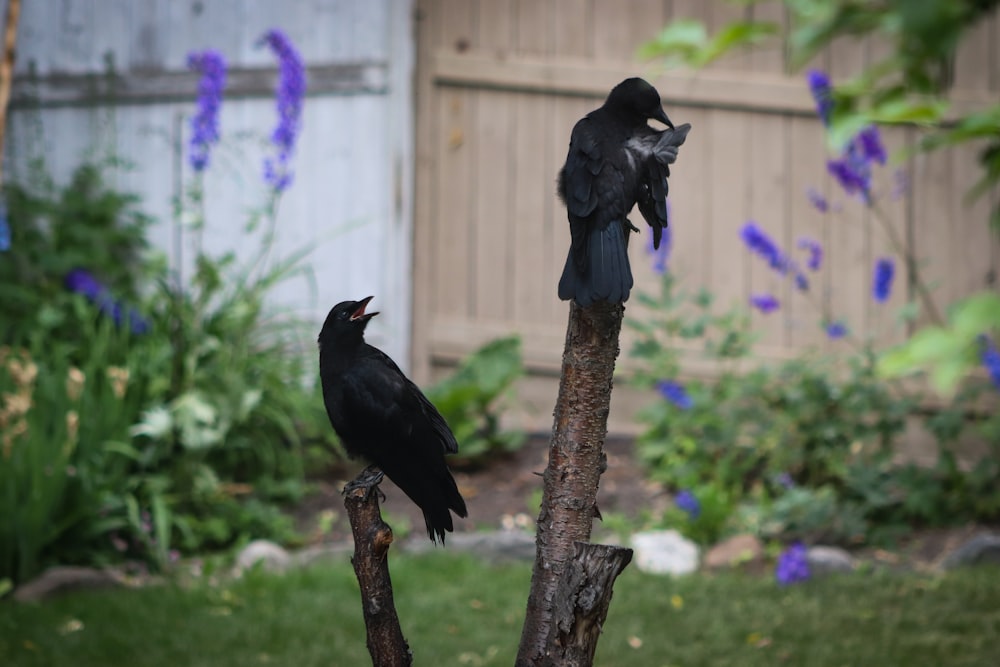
(235, 539, 291, 573)
(630, 530, 699, 575)
(704, 534, 764, 570)
(806, 545, 856, 574)
(942, 533, 1000, 569)
(14, 566, 121, 602)
(290, 542, 355, 568)
(404, 529, 536, 563)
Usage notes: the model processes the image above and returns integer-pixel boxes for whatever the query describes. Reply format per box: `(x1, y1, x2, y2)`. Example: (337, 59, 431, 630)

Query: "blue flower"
(826, 321, 848, 339)
(980, 336, 1000, 392)
(261, 29, 307, 192)
(65, 268, 150, 335)
(891, 169, 909, 201)
(807, 70, 833, 126)
(674, 490, 700, 519)
(750, 293, 780, 314)
(186, 49, 227, 172)
(0, 204, 10, 252)
(827, 141, 872, 201)
(656, 380, 693, 410)
(806, 187, 828, 213)
(740, 222, 791, 274)
(776, 472, 795, 490)
(858, 126, 887, 165)
(872, 257, 895, 303)
(797, 237, 823, 271)
(647, 211, 672, 275)
(775, 542, 810, 585)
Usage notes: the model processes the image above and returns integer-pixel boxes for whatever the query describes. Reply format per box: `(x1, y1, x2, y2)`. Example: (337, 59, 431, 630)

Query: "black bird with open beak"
(318, 296, 468, 543)
(557, 77, 691, 306)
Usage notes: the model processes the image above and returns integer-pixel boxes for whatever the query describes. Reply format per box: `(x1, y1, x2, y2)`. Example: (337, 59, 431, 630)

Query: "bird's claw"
(343, 465, 386, 502)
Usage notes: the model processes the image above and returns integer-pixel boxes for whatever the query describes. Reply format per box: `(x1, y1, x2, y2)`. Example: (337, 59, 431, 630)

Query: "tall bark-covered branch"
(343, 476, 412, 667)
(516, 300, 630, 666)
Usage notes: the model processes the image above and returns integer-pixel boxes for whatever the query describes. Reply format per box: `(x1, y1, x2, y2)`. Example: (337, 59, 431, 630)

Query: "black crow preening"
(557, 77, 691, 306)
(318, 297, 468, 543)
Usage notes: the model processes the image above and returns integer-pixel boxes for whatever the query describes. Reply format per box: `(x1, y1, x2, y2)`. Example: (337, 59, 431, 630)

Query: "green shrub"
(426, 336, 526, 465)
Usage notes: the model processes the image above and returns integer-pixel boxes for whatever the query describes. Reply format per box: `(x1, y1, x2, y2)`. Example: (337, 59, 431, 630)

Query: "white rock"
(630, 530, 699, 575)
(235, 539, 291, 573)
(806, 545, 856, 574)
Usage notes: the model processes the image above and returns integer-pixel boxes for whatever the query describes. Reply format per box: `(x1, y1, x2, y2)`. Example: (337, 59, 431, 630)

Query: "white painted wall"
(5, 0, 414, 367)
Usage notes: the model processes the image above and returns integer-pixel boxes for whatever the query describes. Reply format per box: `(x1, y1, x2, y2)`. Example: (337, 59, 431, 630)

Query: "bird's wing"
(637, 123, 691, 249)
(562, 118, 605, 218)
(344, 348, 460, 455)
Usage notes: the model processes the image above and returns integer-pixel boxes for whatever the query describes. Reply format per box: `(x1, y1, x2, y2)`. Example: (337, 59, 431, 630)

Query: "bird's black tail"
(558, 220, 633, 306)
(380, 458, 467, 544)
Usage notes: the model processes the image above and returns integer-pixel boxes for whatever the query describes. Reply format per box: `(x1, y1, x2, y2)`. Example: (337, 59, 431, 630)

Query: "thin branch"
(343, 470, 412, 667)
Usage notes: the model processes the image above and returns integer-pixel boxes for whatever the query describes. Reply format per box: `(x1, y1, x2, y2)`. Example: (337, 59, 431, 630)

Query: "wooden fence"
(411, 0, 1000, 434)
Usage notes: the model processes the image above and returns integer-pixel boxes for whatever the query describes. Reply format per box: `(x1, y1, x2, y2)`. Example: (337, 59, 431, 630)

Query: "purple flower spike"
(775, 542, 811, 585)
(750, 293, 780, 314)
(186, 49, 228, 172)
(740, 222, 791, 274)
(261, 29, 307, 192)
(656, 380, 693, 410)
(806, 187, 829, 213)
(797, 238, 823, 272)
(65, 268, 150, 335)
(858, 126, 887, 165)
(872, 257, 895, 303)
(826, 321, 848, 339)
(674, 490, 701, 519)
(807, 70, 833, 126)
(981, 337, 1000, 392)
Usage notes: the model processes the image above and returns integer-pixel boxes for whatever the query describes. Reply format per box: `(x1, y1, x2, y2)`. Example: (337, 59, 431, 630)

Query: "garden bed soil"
(294, 435, 992, 572)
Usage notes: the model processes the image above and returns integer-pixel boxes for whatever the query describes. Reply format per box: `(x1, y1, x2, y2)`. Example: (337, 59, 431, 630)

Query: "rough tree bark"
(516, 300, 634, 666)
(542, 542, 634, 667)
(343, 474, 413, 667)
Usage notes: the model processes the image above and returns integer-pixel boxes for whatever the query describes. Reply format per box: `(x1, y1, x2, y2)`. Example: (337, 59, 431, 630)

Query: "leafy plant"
(426, 336, 526, 465)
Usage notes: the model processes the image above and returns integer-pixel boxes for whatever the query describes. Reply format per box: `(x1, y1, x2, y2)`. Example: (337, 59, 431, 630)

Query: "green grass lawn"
(2, 553, 998, 666)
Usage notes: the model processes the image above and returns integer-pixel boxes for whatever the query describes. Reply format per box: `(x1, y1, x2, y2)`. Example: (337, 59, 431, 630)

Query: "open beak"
(350, 296, 379, 322)
(653, 107, 675, 130)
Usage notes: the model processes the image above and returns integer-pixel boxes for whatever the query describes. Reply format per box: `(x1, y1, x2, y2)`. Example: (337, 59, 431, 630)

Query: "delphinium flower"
(656, 379, 693, 410)
(186, 49, 228, 172)
(775, 542, 810, 586)
(797, 237, 823, 271)
(872, 257, 895, 303)
(857, 125, 887, 166)
(775, 472, 795, 490)
(807, 70, 833, 126)
(741, 222, 809, 292)
(891, 169, 909, 201)
(647, 212, 672, 275)
(740, 222, 790, 274)
(981, 336, 1000, 392)
(750, 293, 780, 314)
(674, 489, 701, 519)
(261, 29, 307, 192)
(65, 268, 150, 335)
(805, 187, 828, 213)
(825, 321, 848, 340)
(827, 139, 872, 200)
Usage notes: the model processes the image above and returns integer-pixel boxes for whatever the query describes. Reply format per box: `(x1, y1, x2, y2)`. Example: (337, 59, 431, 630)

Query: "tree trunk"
(343, 476, 413, 667)
(516, 300, 629, 666)
(542, 542, 634, 667)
